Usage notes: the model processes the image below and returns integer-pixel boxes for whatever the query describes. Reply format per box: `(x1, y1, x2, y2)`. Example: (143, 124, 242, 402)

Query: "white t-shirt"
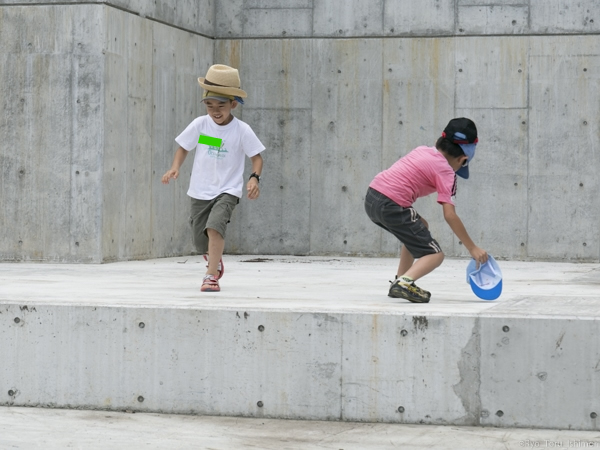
(175, 115, 265, 200)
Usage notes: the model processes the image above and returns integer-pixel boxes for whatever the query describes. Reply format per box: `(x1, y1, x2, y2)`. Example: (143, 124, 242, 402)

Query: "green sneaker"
(388, 278, 431, 303)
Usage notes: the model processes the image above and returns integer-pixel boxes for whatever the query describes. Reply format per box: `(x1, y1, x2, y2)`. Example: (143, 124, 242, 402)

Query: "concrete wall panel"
(151, 24, 209, 259)
(124, 15, 153, 260)
(246, 0, 312, 7)
(24, 55, 74, 261)
(229, 108, 312, 255)
(455, 37, 528, 109)
(530, 0, 600, 34)
(102, 48, 128, 262)
(452, 108, 529, 260)
(341, 314, 479, 424)
(313, 0, 383, 37)
(101, 9, 210, 262)
(6, 300, 598, 429)
(0, 305, 343, 420)
(244, 7, 313, 37)
(0, 6, 106, 262)
(70, 54, 104, 262)
(457, 5, 529, 35)
(239, 40, 313, 110)
(310, 39, 383, 254)
(215, 0, 244, 38)
(527, 37, 600, 261)
(480, 317, 600, 429)
(384, 0, 454, 36)
(215, 40, 313, 254)
(0, 0, 214, 36)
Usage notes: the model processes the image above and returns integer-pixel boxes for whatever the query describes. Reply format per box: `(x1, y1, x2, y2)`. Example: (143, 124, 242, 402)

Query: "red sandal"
(201, 275, 220, 292)
(203, 254, 224, 279)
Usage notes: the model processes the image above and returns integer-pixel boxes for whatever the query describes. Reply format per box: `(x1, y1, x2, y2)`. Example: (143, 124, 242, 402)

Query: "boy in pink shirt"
(365, 118, 488, 303)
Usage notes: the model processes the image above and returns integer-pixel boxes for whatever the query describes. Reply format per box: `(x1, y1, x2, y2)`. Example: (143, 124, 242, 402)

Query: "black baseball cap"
(442, 118, 478, 179)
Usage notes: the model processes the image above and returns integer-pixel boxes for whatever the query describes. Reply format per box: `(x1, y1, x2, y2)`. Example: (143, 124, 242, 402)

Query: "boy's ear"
(231, 100, 238, 109)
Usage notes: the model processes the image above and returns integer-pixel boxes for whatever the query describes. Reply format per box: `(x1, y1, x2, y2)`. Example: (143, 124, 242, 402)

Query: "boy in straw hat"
(364, 118, 488, 303)
(162, 64, 265, 292)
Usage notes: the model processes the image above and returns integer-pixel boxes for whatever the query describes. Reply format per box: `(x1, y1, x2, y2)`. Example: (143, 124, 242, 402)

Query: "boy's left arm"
(246, 154, 263, 200)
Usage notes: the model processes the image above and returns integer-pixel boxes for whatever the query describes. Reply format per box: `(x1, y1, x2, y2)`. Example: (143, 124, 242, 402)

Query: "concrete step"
(1, 256, 599, 431)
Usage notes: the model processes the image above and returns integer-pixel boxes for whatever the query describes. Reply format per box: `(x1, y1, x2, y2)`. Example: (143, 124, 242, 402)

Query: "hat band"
(203, 90, 235, 101)
(204, 78, 239, 89)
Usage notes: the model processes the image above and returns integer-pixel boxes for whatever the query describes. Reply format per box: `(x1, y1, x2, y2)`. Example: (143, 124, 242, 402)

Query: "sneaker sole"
(388, 286, 430, 303)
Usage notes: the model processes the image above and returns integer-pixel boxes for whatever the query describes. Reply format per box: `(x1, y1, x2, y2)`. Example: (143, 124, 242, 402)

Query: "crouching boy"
(365, 118, 488, 303)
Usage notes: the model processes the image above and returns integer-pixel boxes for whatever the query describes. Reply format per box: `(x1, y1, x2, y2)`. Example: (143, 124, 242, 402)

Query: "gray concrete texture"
(221, 35, 600, 261)
(2, 407, 600, 450)
(1, 256, 600, 430)
(0, 3, 211, 262)
(1, 1, 599, 262)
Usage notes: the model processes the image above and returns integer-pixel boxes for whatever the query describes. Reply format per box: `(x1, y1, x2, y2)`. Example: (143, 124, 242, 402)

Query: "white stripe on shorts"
(429, 241, 442, 253)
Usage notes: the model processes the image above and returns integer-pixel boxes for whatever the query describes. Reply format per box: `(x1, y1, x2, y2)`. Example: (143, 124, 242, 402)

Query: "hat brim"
(198, 78, 247, 98)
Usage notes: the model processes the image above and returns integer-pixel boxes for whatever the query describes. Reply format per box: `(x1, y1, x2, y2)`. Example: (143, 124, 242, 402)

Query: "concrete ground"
(1, 255, 599, 448)
(1, 254, 599, 318)
(1, 406, 600, 450)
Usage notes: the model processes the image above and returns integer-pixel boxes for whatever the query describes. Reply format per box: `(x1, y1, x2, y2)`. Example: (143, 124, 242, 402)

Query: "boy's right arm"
(161, 146, 188, 184)
(441, 202, 488, 265)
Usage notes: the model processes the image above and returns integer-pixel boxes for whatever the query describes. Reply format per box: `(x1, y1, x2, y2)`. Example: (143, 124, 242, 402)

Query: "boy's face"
(204, 99, 237, 125)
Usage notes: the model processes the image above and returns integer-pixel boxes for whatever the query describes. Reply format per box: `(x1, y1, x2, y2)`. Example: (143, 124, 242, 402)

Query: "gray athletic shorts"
(190, 193, 239, 254)
(364, 187, 442, 258)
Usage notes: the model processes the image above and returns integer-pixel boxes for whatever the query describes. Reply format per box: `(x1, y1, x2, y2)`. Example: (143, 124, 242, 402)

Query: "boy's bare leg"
(397, 245, 414, 278)
(206, 228, 225, 277)
(403, 252, 444, 281)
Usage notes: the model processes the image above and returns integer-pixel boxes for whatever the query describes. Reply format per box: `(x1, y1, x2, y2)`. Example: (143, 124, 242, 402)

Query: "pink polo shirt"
(369, 146, 457, 208)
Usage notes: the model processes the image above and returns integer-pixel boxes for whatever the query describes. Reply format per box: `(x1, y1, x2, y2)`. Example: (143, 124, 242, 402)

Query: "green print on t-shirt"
(199, 134, 228, 159)
(207, 143, 228, 159)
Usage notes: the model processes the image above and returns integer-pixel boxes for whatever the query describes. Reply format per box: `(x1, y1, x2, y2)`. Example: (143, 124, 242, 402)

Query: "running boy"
(364, 118, 488, 303)
(162, 64, 265, 292)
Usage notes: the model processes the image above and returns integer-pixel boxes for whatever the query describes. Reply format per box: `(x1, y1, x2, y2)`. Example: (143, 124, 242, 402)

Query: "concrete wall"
(216, 1, 600, 262)
(1, 303, 599, 430)
(1, 0, 599, 262)
(0, 2, 212, 262)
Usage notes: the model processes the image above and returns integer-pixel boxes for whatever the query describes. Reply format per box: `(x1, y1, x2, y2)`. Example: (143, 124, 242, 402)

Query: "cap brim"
(455, 142, 476, 179)
(456, 165, 469, 179)
(469, 279, 502, 300)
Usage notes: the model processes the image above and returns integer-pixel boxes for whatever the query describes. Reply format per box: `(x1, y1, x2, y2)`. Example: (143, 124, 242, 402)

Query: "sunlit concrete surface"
(2, 255, 599, 314)
(1, 406, 600, 450)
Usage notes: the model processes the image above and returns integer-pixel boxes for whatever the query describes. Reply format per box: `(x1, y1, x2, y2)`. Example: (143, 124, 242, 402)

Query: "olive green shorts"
(190, 193, 239, 254)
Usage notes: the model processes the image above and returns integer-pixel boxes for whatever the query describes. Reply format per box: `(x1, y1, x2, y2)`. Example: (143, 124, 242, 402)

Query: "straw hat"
(198, 64, 247, 98)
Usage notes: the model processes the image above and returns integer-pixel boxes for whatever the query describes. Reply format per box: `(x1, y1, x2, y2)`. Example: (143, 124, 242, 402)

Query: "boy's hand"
(162, 169, 179, 184)
(469, 246, 488, 266)
(247, 178, 260, 199)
